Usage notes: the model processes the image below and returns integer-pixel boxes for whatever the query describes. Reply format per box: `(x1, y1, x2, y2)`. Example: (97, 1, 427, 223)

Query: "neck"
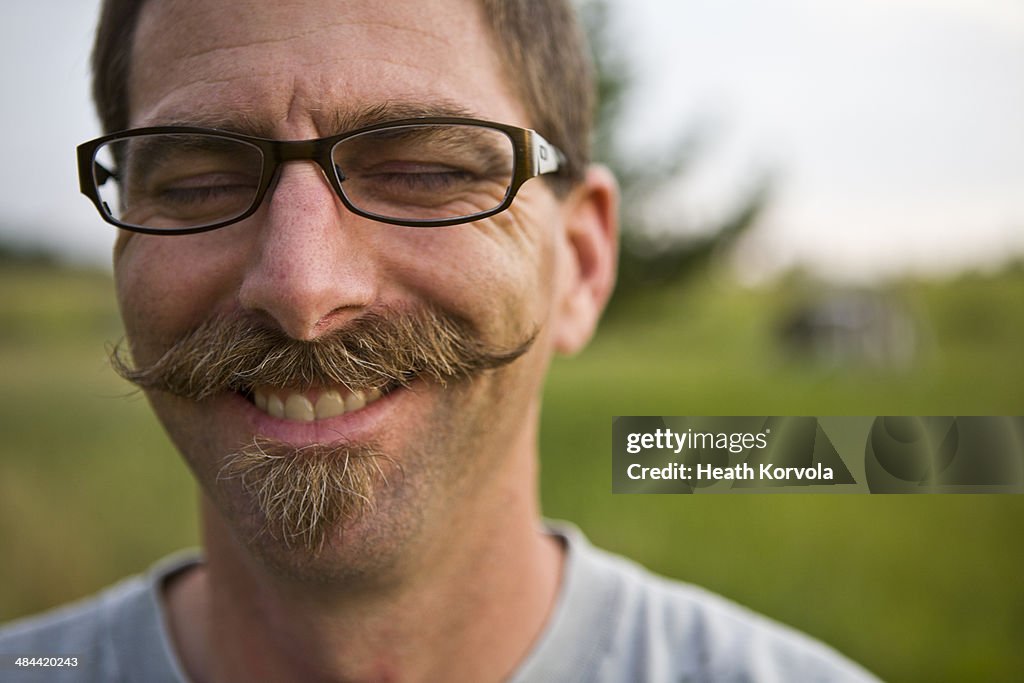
(165, 420, 563, 683)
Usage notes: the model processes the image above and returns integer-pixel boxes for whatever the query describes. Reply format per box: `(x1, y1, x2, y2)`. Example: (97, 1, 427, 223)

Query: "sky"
(0, 0, 1022, 283)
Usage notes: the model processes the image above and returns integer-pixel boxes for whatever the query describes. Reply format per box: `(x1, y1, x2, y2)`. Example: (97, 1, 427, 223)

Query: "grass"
(1, 261, 1022, 681)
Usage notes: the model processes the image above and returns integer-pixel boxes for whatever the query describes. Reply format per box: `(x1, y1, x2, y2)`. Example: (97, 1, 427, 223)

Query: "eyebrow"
(148, 99, 482, 139)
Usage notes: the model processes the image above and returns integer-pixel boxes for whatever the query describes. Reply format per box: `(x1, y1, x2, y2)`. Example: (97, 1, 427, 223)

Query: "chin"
(198, 450, 427, 588)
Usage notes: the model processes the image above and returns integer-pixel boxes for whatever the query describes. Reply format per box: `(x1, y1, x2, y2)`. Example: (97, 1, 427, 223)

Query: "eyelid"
(153, 170, 259, 185)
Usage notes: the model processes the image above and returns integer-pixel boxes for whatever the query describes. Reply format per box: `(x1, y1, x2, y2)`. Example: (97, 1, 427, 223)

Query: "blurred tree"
(0, 235, 57, 267)
(581, 0, 771, 312)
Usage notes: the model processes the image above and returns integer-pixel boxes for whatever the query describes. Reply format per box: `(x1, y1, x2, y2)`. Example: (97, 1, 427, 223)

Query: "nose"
(238, 163, 377, 340)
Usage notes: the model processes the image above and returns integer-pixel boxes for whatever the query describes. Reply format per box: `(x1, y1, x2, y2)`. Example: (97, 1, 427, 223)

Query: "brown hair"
(90, 0, 594, 189)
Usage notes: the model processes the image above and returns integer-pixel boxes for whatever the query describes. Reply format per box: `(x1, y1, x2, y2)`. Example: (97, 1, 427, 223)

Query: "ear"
(551, 164, 619, 355)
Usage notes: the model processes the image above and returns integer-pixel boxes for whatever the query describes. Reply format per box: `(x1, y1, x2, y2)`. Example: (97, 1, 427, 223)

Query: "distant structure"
(777, 291, 917, 368)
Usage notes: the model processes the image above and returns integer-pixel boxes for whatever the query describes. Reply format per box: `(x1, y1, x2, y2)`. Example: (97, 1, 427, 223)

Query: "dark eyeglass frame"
(76, 116, 567, 235)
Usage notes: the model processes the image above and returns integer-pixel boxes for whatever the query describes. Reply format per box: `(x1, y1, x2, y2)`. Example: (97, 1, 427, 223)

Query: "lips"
(250, 385, 386, 422)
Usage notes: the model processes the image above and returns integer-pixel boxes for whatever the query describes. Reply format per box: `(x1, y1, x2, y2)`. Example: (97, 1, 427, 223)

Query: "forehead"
(128, 0, 525, 134)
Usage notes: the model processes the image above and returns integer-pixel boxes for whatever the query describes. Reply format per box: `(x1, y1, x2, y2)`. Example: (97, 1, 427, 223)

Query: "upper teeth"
(253, 386, 384, 422)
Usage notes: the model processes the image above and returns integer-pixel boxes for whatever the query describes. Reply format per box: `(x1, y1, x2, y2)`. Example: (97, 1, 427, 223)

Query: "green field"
(2, 261, 1022, 681)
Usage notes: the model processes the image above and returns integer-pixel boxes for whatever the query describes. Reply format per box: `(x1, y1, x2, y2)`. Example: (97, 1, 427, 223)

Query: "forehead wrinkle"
(173, 25, 326, 65)
(325, 19, 455, 49)
(130, 1, 529, 137)
(169, 17, 457, 72)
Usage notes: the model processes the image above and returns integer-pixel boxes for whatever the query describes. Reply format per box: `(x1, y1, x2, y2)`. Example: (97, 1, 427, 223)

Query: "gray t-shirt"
(0, 526, 878, 682)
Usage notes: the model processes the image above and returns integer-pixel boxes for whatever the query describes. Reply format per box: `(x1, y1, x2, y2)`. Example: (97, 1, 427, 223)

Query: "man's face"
(117, 0, 581, 577)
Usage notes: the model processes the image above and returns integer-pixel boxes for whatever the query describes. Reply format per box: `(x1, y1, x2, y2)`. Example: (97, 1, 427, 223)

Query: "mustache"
(112, 306, 536, 400)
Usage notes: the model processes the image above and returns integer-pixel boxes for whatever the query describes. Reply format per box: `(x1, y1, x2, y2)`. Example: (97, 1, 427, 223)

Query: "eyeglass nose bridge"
(259, 138, 350, 210)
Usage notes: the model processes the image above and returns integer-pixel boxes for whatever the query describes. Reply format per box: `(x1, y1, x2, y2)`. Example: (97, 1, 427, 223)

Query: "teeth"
(345, 390, 366, 412)
(251, 386, 386, 422)
(267, 394, 285, 420)
(314, 391, 346, 419)
(284, 394, 315, 422)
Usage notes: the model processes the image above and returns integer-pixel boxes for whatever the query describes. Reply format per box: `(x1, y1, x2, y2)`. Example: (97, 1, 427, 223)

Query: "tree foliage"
(580, 0, 770, 312)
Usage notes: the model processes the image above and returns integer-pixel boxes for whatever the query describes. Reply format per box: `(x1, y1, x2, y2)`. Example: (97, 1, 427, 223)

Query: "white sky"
(0, 0, 1021, 282)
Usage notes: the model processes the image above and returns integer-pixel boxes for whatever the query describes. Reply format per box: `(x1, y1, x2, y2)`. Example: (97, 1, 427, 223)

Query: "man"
(1, 0, 877, 680)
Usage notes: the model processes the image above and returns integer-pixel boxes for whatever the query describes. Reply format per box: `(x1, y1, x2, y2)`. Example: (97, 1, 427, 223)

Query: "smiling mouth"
(245, 384, 390, 422)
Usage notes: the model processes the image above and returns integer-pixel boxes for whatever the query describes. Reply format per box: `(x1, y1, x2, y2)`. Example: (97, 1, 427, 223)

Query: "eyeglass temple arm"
(532, 132, 565, 176)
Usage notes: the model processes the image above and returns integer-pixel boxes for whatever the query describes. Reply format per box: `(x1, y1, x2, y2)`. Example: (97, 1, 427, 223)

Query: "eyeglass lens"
(92, 124, 517, 231)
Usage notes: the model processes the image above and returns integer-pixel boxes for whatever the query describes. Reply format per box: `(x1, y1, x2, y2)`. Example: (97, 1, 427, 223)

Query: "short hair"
(91, 0, 594, 191)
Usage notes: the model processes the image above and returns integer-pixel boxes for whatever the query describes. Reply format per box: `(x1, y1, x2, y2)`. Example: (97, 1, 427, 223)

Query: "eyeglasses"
(77, 117, 566, 235)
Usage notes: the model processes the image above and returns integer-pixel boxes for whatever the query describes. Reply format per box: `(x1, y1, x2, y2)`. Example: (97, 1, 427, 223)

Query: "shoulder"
(0, 575, 144, 682)
(603, 551, 876, 681)
(0, 553, 198, 683)
(535, 525, 880, 682)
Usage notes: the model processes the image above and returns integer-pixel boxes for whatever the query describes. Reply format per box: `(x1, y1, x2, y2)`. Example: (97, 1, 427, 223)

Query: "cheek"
(379, 190, 561, 335)
(479, 194, 563, 330)
(115, 230, 248, 352)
